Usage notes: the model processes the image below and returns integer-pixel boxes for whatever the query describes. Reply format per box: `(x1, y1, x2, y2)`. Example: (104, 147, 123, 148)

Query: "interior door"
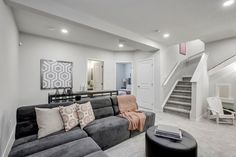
(136, 58, 154, 110)
(93, 62, 103, 91)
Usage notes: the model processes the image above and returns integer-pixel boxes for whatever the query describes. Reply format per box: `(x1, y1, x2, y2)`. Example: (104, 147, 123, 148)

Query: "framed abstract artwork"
(40, 59, 73, 89)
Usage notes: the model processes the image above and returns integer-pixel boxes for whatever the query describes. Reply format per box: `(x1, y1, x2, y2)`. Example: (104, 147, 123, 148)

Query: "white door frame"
(86, 58, 104, 90)
(115, 61, 134, 95)
(136, 58, 155, 111)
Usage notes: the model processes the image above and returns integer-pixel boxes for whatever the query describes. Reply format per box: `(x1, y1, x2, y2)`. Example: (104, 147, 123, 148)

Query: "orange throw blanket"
(117, 95, 146, 132)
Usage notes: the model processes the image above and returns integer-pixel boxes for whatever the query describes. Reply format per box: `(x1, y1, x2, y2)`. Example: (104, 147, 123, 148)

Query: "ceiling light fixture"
(118, 39, 125, 48)
(61, 28, 69, 34)
(118, 43, 124, 48)
(223, 0, 235, 7)
(163, 33, 170, 38)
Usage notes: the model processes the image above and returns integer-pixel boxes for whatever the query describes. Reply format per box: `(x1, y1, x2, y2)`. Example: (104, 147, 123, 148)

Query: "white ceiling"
(7, 0, 236, 49)
(13, 9, 142, 52)
(56, 0, 236, 45)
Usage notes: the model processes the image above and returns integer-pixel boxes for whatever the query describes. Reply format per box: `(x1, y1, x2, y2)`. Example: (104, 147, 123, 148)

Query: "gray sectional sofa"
(9, 96, 155, 157)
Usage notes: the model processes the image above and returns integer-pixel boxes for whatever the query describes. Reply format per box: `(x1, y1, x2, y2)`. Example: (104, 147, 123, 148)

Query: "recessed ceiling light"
(61, 28, 69, 34)
(163, 33, 170, 38)
(223, 0, 235, 7)
(118, 43, 124, 48)
(118, 39, 125, 48)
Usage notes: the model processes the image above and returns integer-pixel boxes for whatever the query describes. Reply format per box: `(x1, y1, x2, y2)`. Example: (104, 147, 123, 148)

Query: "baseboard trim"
(190, 111, 208, 121)
(2, 127, 15, 157)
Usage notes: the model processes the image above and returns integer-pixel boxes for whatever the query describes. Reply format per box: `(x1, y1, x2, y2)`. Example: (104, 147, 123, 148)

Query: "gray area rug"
(105, 112, 236, 157)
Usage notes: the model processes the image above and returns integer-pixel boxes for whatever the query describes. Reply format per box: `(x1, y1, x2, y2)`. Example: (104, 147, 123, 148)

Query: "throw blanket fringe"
(117, 95, 146, 132)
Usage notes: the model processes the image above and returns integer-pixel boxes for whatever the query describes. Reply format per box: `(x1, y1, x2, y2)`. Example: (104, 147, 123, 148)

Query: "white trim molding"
(2, 127, 15, 157)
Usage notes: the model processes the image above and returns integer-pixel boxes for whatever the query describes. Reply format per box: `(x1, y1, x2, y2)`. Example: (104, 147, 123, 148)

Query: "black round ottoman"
(146, 126, 197, 157)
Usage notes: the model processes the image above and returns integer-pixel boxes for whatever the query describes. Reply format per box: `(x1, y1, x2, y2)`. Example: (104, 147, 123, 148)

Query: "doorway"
(116, 63, 132, 95)
(87, 59, 104, 91)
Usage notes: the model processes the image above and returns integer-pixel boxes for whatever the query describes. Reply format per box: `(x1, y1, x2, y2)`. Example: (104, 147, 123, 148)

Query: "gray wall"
(0, 0, 19, 156)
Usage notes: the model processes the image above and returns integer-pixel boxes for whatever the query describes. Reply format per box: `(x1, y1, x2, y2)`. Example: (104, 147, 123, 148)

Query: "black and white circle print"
(41, 60, 72, 89)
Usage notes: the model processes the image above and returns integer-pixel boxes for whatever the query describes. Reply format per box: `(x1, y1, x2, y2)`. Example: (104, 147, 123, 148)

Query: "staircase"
(164, 76, 192, 118)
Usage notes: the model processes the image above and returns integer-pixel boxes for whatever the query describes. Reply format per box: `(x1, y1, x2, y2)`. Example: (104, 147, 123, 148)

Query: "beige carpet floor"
(105, 112, 236, 157)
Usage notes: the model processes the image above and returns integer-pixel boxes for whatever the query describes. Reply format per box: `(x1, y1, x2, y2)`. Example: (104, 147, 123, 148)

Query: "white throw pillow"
(35, 107, 64, 138)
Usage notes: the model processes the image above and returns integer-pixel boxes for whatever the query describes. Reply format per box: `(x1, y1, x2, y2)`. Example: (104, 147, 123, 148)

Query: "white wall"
(160, 39, 205, 83)
(190, 54, 209, 120)
(159, 39, 205, 106)
(206, 37, 236, 69)
(206, 37, 236, 109)
(209, 64, 236, 110)
(19, 33, 160, 109)
(19, 33, 119, 105)
(0, 0, 19, 156)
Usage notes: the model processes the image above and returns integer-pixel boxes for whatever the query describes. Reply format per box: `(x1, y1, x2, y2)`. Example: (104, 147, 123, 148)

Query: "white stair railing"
(161, 53, 203, 110)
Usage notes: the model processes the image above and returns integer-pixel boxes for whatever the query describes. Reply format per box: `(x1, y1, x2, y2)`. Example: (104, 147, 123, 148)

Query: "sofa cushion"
(16, 102, 76, 139)
(84, 151, 108, 157)
(9, 127, 88, 157)
(83, 116, 130, 150)
(15, 97, 114, 139)
(79, 97, 114, 119)
(130, 111, 156, 137)
(110, 96, 119, 115)
(25, 137, 103, 157)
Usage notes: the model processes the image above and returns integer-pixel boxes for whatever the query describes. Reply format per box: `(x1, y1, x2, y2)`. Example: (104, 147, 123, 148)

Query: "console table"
(48, 90, 118, 103)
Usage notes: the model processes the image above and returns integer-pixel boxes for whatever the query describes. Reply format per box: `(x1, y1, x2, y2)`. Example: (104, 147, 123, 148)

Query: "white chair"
(207, 97, 235, 125)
